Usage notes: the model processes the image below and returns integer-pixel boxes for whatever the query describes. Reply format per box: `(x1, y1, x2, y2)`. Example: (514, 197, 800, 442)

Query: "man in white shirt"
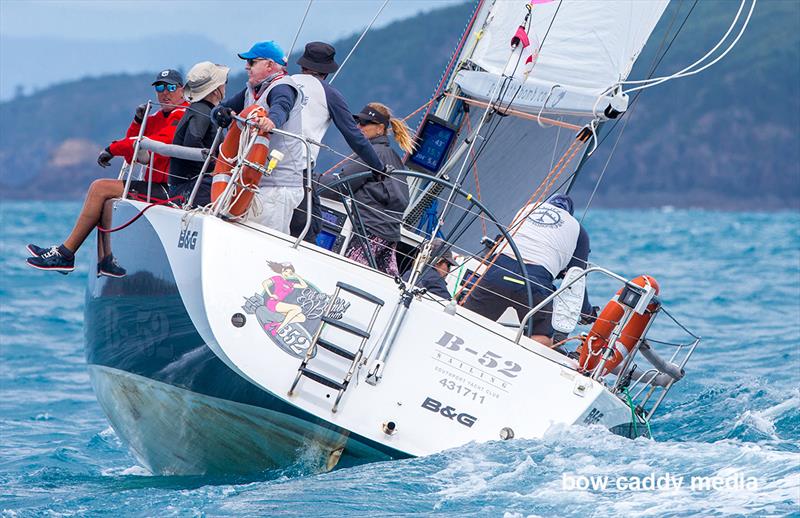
(462, 194, 593, 346)
(288, 42, 386, 241)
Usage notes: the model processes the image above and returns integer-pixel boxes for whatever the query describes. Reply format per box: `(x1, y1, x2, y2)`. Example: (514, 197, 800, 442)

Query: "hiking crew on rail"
(26, 69, 188, 276)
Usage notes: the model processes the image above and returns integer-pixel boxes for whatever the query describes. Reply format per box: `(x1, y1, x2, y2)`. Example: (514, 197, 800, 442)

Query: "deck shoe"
(26, 246, 75, 274)
(26, 243, 48, 257)
(98, 255, 127, 278)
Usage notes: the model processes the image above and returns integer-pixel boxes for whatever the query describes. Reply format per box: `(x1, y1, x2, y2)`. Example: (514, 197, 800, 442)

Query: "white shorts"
(251, 186, 304, 234)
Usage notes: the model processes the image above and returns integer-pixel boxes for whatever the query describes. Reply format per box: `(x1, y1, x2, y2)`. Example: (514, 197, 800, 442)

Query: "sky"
(0, 0, 464, 98)
(0, 0, 463, 50)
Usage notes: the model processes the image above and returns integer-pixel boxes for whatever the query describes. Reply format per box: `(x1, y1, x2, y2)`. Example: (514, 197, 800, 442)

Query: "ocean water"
(1, 201, 798, 517)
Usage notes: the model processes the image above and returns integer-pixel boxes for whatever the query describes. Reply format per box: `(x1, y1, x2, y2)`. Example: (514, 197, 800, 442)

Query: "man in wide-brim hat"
(287, 42, 387, 242)
(169, 61, 230, 207)
(183, 61, 229, 102)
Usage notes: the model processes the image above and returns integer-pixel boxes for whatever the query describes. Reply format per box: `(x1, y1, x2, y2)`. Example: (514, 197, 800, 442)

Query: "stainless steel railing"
(209, 115, 313, 248)
(513, 266, 700, 421)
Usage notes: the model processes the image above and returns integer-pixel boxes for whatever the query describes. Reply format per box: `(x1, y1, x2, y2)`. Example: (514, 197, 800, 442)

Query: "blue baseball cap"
(238, 41, 287, 65)
(547, 193, 574, 215)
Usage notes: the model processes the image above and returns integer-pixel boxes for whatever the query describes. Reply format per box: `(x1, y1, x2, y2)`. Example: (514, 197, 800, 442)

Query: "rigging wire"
(621, 0, 745, 86)
(579, 0, 699, 220)
(411, 0, 486, 142)
(464, 115, 488, 236)
(286, 0, 314, 66)
(329, 0, 390, 84)
(622, 0, 756, 94)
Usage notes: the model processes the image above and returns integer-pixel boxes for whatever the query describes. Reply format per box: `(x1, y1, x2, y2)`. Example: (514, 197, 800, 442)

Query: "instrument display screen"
(408, 116, 458, 173)
(315, 230, 338, 251)
(321, 209, 340, 225)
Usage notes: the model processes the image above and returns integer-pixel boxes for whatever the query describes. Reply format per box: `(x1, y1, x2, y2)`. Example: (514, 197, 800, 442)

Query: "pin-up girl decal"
(262, 261, 308, 336)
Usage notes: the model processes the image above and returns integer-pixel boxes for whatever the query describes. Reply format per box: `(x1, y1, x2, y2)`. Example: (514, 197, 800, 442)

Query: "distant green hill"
(0, 0, 797, 209)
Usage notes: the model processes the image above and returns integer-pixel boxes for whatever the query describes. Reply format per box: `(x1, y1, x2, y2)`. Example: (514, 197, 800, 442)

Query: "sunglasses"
(154, 83, 178, 93)
(246, 58, 269, 67)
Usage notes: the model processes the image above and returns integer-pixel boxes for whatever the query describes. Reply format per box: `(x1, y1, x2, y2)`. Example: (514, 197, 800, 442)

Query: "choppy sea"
(1, 201, 798, 517)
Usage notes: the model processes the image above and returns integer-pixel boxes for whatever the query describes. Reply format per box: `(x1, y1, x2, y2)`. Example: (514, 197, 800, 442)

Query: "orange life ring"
(211, 104, 269, 217)
(577, 275, 660, 376)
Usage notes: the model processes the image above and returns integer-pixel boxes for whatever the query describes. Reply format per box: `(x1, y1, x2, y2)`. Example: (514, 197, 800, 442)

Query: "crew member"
(213, 41, 305, 234)
(287, 41, 386, 242)
(462, 194, 593, 346)
(26, 69, 188, 276)
(169, 62, 229, 206)
(320, 102, 414, 276)
(402, 238, 457, 300)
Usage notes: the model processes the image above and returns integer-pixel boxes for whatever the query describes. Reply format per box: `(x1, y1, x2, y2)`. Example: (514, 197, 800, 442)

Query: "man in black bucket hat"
(287, 42, 387, 242)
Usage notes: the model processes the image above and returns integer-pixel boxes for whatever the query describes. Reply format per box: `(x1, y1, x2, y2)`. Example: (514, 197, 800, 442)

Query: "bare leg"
(98, 199, 116, 259)
(275, 302, 306, 333)
(63, 179, 123, 253)
(532, 335, 553, 347)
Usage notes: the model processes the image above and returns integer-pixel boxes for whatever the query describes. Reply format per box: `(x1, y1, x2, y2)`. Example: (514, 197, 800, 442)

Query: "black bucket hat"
(353, 105, 390, 127)
(296, 42, 339, 74)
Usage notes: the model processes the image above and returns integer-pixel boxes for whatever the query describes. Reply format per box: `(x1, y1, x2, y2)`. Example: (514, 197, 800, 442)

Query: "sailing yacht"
(83, 0, 753, 475)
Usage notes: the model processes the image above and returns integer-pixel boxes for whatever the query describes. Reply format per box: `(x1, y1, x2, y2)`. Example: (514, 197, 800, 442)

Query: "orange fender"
(578, 275, 660, 376)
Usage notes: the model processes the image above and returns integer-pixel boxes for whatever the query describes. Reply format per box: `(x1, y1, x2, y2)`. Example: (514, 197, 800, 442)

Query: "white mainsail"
(454, 0, 669, 117)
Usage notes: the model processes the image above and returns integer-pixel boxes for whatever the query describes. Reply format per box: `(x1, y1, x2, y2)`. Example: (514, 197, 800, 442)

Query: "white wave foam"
(100, 464, 152, 477)
(426, 424, 799, 516)
(732, 387, 799, 440)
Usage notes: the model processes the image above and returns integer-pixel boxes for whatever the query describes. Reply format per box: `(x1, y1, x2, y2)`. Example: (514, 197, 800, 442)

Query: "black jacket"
(169, 100, 215, 189)
(402, 266, 451, 300)
(320, 135, 408, 242)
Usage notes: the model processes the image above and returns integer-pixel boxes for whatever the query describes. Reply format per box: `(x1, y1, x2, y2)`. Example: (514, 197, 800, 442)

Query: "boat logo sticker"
(527, 206, 563, 228)
(241, 261, 351, 358)
(421, 396, 477, 428)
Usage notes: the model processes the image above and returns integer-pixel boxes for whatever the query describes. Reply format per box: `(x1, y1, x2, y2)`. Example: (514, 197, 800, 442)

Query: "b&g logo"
(178, 229, 198, 250)
(421, 396, 477, 428)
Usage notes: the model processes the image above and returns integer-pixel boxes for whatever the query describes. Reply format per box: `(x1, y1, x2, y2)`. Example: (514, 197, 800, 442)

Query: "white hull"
(87, 201, 639, 473)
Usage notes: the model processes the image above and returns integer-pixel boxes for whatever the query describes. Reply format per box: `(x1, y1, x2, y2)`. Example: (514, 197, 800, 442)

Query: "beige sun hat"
(183, 61, 229, 102)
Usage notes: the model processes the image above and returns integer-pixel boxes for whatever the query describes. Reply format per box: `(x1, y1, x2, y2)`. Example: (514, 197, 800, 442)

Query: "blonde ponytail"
(367, 102, 417, 154)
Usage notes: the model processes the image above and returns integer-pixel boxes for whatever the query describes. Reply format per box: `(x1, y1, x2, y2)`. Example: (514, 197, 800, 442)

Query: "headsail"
(455, 0, 670, 117)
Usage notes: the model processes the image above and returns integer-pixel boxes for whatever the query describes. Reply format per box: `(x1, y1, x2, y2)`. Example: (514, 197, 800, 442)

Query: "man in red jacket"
(26, 69, 188, 277)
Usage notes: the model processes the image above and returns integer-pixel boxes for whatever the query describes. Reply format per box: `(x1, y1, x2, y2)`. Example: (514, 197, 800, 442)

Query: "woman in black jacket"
(321, 102, 415, 276)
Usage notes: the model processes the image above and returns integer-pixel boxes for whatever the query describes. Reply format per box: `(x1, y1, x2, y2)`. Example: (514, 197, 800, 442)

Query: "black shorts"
(170, 177, 211, 208)
(462, 254, 555, 337)
(127, 181, 170, 201)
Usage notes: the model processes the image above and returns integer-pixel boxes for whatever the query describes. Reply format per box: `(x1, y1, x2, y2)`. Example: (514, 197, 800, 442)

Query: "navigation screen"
(315, 230, 337, 250)
(408, 116, 457, 173)
(320, 209, 340, 226)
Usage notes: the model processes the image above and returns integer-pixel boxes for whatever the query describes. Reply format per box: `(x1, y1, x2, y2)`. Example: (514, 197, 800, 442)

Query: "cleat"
(98, 255, 127, 278)
(26, 243, 48, 257)
(26, 246, 75, 274)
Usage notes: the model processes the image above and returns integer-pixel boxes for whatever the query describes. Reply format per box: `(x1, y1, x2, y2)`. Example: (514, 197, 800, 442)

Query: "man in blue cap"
(214, 41, 306, 234)
(462, 193, 594, 346)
